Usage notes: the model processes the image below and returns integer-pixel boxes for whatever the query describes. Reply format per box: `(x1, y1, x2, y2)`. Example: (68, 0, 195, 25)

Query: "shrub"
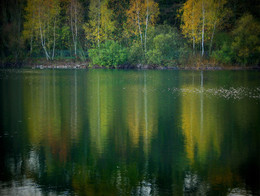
(212, 42, 234, 64)
(88, 40, 128, 68)
(146, 28, 184, 66)
(231, 14, 260, 66)
(128, 41, 145, 65)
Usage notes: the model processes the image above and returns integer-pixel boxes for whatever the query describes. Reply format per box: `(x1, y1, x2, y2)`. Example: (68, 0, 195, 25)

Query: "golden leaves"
(84, 0, 116, 46)
(180, 0, 229, 44)
(124, 0, 159, 40)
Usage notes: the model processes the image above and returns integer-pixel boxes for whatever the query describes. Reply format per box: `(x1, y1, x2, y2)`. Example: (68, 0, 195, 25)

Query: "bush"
(212, 42, 234, 64)
(231, 14, 260, 66)
(88, 40, 128, 68)
(146, 27, 185, 66)
(128, 41, 145, 65)
(211, 14, 260, 66)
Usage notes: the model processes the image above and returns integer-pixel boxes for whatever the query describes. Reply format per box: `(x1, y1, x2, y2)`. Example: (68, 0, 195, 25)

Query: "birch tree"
(179, 0, 201, 55)
(208, 0, 229, 55)
(23, 0, 60, 60)
(201, 0, 205, 56)
(67, 0, 83, 57)
(84, 0, 115, 48)
(179, 0, 228, 56)
(100, 0, 115, 42)
(125, 0, 159, 54)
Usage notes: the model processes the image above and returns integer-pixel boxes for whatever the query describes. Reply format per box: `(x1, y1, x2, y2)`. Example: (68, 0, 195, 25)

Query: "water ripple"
(170, 87, 260, 100)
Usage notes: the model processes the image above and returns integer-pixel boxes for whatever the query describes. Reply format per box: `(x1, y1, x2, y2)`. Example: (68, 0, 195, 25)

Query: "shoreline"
(12, 64, 260, 71)
(27, 65, 260, 71)
(1, 60, 259, 71)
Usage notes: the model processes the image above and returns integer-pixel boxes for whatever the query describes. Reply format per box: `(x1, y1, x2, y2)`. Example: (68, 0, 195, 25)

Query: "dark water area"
(0, 69, 259, 195)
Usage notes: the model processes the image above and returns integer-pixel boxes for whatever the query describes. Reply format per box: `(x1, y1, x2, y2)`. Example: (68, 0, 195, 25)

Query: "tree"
(67, 0, 83, 57)
(124, 0, 159, 54)
(84, 0, 100, 47)
(109, 0, 129, 42)
(179, 0, 201, 55)
(179, 0, 229, 56)
(207, 0, 230, 55)
(231, 14, 260, 65)
(23, 0, 61, 60)
(100, 0, 115, 41)
(84, 0, 115, 48)
(0, 0, 25, 63)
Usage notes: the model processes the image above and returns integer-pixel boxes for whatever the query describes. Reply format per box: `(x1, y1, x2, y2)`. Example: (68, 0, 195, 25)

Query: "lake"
(0, 69, 259, 195)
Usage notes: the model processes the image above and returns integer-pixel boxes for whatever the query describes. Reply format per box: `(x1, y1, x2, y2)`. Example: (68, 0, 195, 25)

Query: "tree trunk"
(192, 1, 195, 55)
(193, 37, 195, 55)
(209, 0, 220, 55)
(97, 0, 101, 48)
(40, 26, 50, 60)
(74, 1, 78, 56)
(209, 20, 216, 55)
(144, 0, 149, 54)
(70, 1, 75, 55)
(201, 0, 205, 57)
(136, 1, 143, 51)
(38, 8, 50, 60)
(52, 18, 56, 60)
(30, 34, 33, 55)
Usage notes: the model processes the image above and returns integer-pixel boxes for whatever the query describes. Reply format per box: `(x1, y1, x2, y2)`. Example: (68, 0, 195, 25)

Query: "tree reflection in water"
(0, 70, 259, 195)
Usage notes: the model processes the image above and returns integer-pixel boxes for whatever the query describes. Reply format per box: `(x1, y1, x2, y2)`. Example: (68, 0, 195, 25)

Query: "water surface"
(0, 69, 259, 195)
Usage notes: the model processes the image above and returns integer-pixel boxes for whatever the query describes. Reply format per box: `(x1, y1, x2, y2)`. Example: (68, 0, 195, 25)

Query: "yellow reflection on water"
(181, 72, 222, 165)
(124, 72, 158, 155)
(24, 71, 82, 163)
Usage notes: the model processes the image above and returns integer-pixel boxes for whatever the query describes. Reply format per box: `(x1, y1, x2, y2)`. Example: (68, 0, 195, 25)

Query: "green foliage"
(1, 0, 260, 67)
(127, 25, 188, 66)
(57, 26, 71, 50)
(213, 14, 260, 66)
(128, 42, 145, 65)
(213, 32, 232, 50)
(211, 32, 233, 64)
(212, 42, 234, 64)
(88, 40, 128, 68)
(146, 26, 185, 66)
(231, 14, 260, 66)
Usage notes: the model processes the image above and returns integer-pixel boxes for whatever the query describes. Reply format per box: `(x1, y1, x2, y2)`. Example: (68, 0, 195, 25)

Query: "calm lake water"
(0, 69, 259, 195)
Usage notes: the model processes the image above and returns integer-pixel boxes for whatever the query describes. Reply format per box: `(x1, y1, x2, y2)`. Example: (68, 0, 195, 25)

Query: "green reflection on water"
(0, 69, 259, 195)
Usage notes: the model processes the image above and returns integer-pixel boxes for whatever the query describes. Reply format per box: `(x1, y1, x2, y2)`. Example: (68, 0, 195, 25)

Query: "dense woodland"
(0, 0, 260, 67)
